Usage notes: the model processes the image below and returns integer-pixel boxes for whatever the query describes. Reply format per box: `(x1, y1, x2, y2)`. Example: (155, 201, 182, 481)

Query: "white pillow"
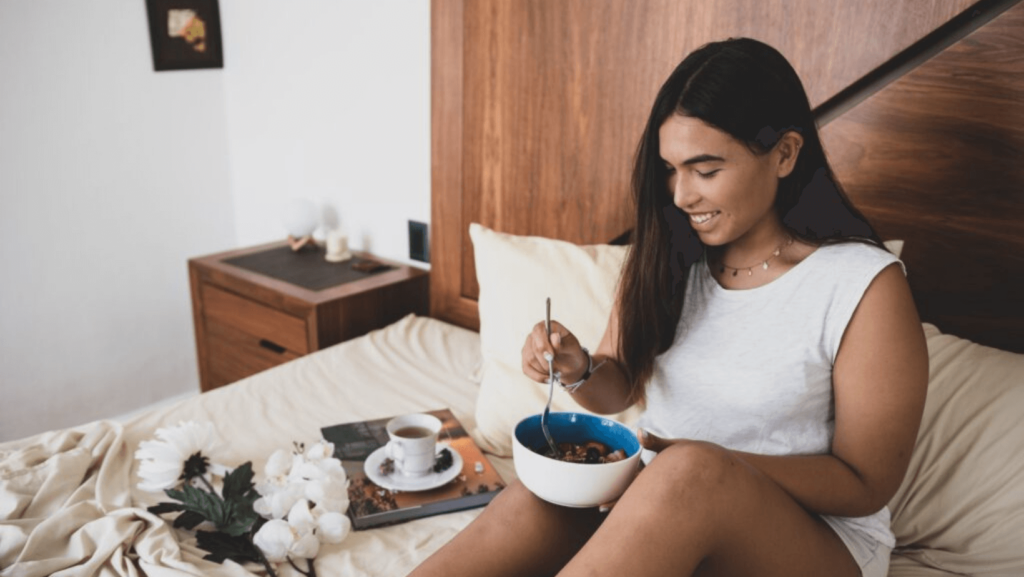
(469, 223, 640, 456)
(888, 324, 1024, 575)
(884, 239, 904, 259)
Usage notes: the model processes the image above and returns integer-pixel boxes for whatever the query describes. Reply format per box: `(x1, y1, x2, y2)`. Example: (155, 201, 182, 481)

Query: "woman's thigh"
(410, 479, 605, 577)
(559, 442, 861, 577)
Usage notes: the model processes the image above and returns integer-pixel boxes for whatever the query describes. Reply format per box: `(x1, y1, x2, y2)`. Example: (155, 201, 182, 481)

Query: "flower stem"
(287, 556, 317, 577)
(257, 550, 279, 577)
(195, 473, 217, 495)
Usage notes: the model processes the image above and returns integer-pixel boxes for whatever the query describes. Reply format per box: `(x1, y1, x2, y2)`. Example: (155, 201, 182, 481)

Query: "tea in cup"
(385, 413, 442, 476)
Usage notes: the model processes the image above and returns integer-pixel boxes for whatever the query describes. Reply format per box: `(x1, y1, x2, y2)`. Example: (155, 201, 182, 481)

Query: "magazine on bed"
(321, 408, 506, 530)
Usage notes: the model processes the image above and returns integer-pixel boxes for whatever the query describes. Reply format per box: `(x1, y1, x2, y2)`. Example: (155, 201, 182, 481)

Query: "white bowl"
(512, 412, 642, 508)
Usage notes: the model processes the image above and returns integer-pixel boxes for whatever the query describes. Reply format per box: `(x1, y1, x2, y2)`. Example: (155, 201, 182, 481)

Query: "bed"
(3, 1, 1023, 575)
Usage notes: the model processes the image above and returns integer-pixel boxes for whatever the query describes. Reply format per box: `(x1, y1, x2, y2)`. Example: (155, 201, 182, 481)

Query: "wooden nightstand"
(188, 241, 429, 392)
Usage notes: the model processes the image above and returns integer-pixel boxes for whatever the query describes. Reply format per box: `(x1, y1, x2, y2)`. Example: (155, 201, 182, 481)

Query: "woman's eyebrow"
(681, 154, 725, 165)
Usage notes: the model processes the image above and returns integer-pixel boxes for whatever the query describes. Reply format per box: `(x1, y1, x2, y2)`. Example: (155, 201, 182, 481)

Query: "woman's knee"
(633, 441, 748, 504)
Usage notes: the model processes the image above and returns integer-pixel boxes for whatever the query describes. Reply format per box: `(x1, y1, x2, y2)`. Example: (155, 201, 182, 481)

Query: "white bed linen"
(5, 314, 1014, 577)
(1, 314, 510, 577)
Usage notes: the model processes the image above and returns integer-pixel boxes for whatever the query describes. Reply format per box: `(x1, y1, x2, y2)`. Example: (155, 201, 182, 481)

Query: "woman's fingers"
(637, 428, 674, 453)
(521, 320, 583, 383)
(522, 322, 557, 383)
(597, 498, 618, 513)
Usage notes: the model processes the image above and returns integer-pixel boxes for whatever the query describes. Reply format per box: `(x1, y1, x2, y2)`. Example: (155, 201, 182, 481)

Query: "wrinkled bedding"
(3, 315, 1021, 577)
(1, 315, 512, 577)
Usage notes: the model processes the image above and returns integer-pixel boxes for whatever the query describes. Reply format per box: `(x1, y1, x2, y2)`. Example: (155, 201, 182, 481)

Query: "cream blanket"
(5, 315, 1021, 576)
(1, 315, 512, 577)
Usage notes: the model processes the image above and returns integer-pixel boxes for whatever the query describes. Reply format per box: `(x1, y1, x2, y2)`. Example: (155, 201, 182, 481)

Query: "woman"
(411, 38, 927, 577)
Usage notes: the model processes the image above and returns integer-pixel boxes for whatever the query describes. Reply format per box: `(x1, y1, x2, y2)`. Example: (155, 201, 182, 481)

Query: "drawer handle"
(259, 339, 287, 354)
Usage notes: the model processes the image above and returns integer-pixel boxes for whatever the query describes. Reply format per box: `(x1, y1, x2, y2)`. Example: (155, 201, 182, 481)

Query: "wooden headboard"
(430, 0, 1024, 353)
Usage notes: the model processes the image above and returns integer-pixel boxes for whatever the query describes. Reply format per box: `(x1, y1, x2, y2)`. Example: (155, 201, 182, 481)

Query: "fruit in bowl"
(512, 412, 642, 508)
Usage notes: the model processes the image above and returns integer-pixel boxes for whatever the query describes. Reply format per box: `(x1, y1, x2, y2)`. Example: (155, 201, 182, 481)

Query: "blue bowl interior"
(516, 413, 640, 457)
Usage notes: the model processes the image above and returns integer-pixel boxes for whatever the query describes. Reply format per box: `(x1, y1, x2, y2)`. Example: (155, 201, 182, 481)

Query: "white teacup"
(385, 413, 442, 477)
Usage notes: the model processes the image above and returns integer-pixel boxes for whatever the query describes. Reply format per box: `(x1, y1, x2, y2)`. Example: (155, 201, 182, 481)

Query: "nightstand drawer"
(205, 319, 301, 387)
(190, 243, 428, 392)
(201, 284, 309, 355)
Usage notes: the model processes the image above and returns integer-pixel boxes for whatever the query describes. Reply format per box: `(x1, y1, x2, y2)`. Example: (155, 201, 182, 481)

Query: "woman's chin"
(693, 230, 728, 247)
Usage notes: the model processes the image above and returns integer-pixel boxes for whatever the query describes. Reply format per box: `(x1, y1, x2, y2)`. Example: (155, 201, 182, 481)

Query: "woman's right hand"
(521, 320, 588, 385)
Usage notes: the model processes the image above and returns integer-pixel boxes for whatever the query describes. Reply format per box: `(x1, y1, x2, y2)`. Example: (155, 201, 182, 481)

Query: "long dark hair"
(617, 38, 885, 402)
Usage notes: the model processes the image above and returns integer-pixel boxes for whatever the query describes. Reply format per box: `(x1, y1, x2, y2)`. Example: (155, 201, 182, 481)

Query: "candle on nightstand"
(325, 230, 352, 263)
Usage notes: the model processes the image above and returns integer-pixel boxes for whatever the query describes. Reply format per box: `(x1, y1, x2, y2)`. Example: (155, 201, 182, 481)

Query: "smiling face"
(659, 114, 799, 252)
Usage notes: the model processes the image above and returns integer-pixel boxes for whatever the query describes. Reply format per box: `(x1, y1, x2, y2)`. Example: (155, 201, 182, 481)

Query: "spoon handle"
(541, 298, 560, 457)
(545, 297, 551, 337)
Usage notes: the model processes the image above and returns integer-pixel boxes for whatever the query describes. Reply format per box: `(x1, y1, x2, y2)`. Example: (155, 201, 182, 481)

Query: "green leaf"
(163, 467, 262, 537)
(173, 510, 206, 530)
(195, 530, 262, 565)
(164, 487, 188, 503)
(218, 462, 261, 536)
(220, 503, 259, 536)
(222, 461, 255, 501)
(168, 483, 231, 527)
(147, 501, 186, 516)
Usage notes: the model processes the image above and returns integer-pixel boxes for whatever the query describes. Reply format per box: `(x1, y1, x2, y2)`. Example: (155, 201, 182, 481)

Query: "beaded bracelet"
(562, 347, 605, 394)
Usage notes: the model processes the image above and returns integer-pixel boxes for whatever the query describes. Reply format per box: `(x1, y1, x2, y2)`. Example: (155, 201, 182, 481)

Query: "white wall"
(0, 0, 236, 441)
(0, 1, 431, 441)
(221, 1, 432, 262)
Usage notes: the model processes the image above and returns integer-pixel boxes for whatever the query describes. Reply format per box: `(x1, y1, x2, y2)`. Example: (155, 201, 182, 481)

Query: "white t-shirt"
(637, 241, 903, 549)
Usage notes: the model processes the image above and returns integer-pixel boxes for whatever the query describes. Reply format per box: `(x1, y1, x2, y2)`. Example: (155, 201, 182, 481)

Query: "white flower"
(290, 532, 320, 559)
(253, 495, 273, 518)
(264, 449, 293, 478)
(287, 499, 316, 534)
(316, 511, 351, 544)
(253, 519, 295, 563)
(253, 517, 323, 562)
(292, 460, 326, 482)
(311, 455, 346, 477)
(286, 453, 307, 483)
(304, 441, 335, 461)
(253, 441, 354, 557)
(262, 482, 306, 520)
(305, 472, 350, 513)
(134, 421, 227, 492)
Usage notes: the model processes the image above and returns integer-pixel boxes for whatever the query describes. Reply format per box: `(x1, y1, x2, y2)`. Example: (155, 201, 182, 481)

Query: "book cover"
(321, 408, 506, 530)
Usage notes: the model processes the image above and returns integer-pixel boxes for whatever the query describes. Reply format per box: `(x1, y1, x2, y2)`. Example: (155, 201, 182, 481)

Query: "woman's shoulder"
(809, 240, 904, 275)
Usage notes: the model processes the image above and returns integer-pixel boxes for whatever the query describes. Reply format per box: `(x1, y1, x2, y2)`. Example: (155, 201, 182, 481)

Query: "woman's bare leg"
(559, 442, 862, 577)
(409, 479, 604, 577)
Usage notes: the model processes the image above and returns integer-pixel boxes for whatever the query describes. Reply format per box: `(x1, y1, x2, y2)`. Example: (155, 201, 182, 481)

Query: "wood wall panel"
(432, 0, 979, 330)
(821, 1, 1024, 352)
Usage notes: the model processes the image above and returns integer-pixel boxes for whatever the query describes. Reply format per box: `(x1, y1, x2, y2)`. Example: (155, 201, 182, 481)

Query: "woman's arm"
(723, 263, 928, 517)
(521, 294, 636, 415)
(640, 263, 927, 517)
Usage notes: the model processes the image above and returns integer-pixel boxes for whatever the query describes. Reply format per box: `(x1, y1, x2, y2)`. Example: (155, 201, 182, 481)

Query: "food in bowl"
(513, 412, 641, 508)
(533, 440, 628, 464)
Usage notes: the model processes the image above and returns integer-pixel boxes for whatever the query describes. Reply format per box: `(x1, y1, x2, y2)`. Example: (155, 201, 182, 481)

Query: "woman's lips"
(689, 211, 721, 225)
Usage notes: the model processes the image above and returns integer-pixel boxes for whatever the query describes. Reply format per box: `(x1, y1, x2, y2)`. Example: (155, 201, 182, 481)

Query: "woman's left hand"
(637, 427, 690, 453)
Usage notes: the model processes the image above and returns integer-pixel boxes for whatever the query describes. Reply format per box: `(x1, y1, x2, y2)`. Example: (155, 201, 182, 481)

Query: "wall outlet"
(408, 220, 429, 263)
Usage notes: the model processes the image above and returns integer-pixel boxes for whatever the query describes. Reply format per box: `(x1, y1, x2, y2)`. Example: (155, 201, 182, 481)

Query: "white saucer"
(364, 443, 463, 492)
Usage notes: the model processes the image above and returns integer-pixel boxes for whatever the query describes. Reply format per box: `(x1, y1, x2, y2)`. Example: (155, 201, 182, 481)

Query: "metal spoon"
(541, 297, 560, 458)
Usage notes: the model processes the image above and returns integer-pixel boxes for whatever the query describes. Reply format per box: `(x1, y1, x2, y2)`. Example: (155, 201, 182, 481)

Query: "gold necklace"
(717, 237, 794, 277)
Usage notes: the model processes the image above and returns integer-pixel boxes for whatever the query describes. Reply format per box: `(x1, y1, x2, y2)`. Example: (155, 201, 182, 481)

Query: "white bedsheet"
(1, 314, 508, 577)
(7, 314, 1007, 577)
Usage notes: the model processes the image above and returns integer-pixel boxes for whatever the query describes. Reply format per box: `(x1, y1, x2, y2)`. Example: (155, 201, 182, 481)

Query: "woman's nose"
(671, 174, 699, 208)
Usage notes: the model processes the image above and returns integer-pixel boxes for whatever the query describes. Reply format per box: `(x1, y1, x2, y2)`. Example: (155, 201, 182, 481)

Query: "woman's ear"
(775, 131, 803, 178)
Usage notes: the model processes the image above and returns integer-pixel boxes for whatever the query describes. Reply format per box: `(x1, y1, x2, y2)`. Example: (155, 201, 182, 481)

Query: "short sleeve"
(823, 244, 904, 364)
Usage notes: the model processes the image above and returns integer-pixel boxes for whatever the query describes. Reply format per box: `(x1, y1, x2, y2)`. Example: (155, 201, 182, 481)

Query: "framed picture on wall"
(145, 0, 223, 71)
